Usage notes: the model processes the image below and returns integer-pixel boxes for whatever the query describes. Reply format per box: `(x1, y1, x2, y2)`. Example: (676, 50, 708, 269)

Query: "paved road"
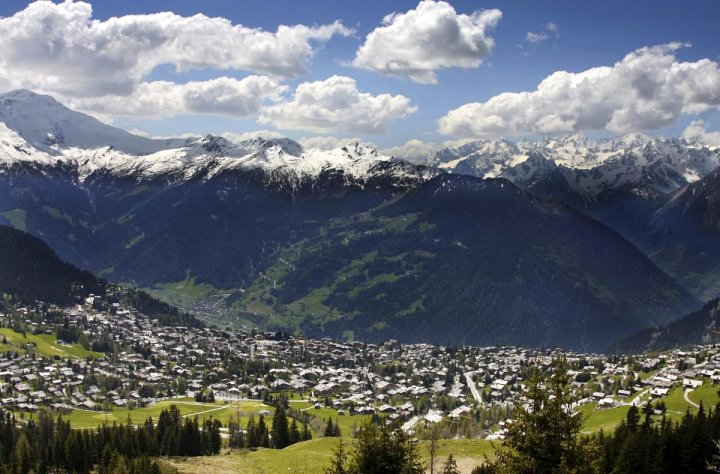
(464, 372, 484, 406)
(628, 388, 649, 407)
(684, 388, 699, 408)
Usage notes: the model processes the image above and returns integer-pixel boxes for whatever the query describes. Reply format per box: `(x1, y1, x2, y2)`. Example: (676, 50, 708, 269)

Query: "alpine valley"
(2, 90, 719, 351)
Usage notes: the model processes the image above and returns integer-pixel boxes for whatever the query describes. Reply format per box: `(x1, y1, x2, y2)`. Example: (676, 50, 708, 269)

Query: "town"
(1, 287, 718, 446)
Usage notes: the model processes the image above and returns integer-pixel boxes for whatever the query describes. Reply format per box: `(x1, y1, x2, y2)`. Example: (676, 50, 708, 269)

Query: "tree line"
(227, 405, 312, 449)
(0, 404, 220, 474)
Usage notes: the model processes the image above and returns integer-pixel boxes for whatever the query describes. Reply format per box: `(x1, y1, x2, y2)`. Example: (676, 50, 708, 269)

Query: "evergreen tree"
(441, 454, 460, 474)
(271, 407, 291, 449)
(289, 418, 300, 445)
(302, 418, 312, 441)
(327, 420, 423, 474)
(258, 415, 270, 448)
(246, 415, 258, 448)
(13, 433, 34, 474)
(325, 417, 338, 437)
(485, 357, 600, 473)
(324, 438, 348, 474)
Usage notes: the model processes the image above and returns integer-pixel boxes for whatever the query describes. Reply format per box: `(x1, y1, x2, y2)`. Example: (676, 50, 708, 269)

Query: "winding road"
(684, 388, 699, 409)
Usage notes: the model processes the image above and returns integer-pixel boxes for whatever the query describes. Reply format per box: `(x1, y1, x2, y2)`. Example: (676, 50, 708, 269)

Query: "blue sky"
(0, 0, 718, 151)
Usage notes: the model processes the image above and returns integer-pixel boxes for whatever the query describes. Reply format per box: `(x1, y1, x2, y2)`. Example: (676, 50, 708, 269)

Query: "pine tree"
(488, 357, 597, 473)
(302, 418, 312, 441)
(246, 415, 258, 448)
(325, 417, 336, 437)
(258, 415, 270, 448)
(13, 433, 34, 474)
(343, 420, 423, 474)
(324, 438, 348, 474)
(289, 418, 300, 445)
(441, 454, 460, 474)
(271, 406, 291, 449)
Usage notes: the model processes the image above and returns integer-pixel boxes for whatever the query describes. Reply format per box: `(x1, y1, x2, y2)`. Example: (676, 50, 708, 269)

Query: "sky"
(0, 0, 719, 159)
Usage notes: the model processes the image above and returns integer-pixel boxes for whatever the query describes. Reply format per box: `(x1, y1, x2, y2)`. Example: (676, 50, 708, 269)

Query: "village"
(0, 290, 718, 440)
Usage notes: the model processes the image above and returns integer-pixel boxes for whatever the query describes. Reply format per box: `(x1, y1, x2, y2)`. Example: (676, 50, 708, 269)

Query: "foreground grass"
(159, 437, 495, 474)
(0, 328, 102, 359)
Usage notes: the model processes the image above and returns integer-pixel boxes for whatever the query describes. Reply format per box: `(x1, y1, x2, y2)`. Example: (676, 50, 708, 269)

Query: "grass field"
(0, 328, 102, 359)
(300, 406, 372, 436)
(580, 403, 631, 433)
(64, 400, 275, 429)
(689, 383, 720, 409)
(160, 437, 494, 474)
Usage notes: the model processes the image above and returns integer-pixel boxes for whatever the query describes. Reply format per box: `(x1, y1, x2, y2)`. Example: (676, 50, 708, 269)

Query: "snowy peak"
(0, 89, 183, 156)
(429, 133, 720, 199)
(0, 91, 427, 187)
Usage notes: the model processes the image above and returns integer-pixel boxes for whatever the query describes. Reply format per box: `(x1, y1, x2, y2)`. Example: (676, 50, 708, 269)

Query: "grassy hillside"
(0, 328, 102, 359)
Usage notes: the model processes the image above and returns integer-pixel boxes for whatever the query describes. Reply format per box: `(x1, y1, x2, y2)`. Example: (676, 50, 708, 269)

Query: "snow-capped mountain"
(0, 89, 185, 156)
(424, 133, 720, 202)
(3, 89, 718, 202)
(0, 90, 709, 349)
(0, 90, 432, 190)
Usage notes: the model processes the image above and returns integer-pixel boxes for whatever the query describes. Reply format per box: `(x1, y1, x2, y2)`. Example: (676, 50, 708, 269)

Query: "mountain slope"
(420, 136, 720, 300)
(0, 90, 705, 350)
(0, 224, 104, 304)
(640, 168, 720, 300)
(611, 298, 720, 353)
(232, 175, 698, 351)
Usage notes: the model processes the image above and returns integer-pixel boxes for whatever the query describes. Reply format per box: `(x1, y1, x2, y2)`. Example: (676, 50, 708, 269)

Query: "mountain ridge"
(0, 89, 711, 350)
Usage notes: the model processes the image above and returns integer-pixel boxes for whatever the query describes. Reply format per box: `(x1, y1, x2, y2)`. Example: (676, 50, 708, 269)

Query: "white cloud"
(69, 76, 286, 120)
(682, 120, 720, 146)
(439, 43, 720, 138)
(260, 75, 417, 134)
(222, 130, 287, 143)
(0, 1, 351, 98)
(527, 22, 559, 44)
(352, 0, 501, 84)
(526, 31, 548, 44)
(298, 136, 371, 150)
(381, 139, 440, 163)
(0, 1, 352, 122)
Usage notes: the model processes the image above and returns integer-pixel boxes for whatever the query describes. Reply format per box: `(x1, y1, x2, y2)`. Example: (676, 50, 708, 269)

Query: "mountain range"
(0, 89, 718, 350)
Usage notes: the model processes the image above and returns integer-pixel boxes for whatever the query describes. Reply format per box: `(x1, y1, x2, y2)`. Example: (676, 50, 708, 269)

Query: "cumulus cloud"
(259, 75, 417, 133)
(439, 43, 720, 138)
(0, 0, 353, 122)
(682, 120, 720, 146)
(381, 139, 441, 163)
(352, 0, 501, 84)
(526, 22, 558, 44)
(0, 1, 351, 99)
(68, 76, 286, 120)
